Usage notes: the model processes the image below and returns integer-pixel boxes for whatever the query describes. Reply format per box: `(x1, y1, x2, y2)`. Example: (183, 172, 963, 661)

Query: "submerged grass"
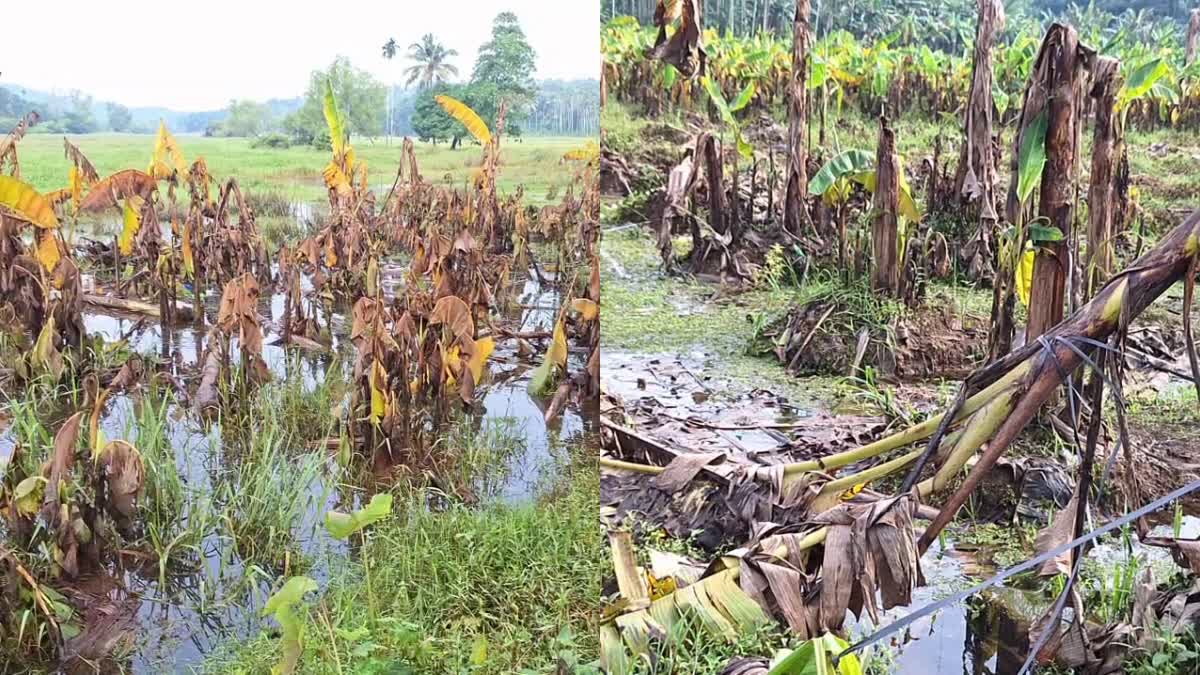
(205, 449, 600, 674)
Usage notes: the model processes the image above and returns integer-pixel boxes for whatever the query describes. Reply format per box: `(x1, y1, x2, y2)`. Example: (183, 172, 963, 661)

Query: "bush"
(310, 130, 332, 152)
(251, 133, 291, 149)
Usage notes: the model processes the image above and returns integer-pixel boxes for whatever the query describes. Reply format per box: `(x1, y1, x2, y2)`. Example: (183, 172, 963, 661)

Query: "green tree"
(471, 12, 538, 129)
(410, 86, 464, 144)
(285, 57, 387, 146)
(404, 34, 460, 89)
(106, 103, 133, 132)
(61, 94, 97, 134)
(219, 99, 273, 137)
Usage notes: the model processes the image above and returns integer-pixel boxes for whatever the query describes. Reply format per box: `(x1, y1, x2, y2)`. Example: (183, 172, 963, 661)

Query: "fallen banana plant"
(603, 206, 1200, 652)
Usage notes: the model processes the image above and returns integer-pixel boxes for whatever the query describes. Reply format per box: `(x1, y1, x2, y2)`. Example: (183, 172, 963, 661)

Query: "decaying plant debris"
(0, 76, 599, 668)
(601, 1, 1200, 671)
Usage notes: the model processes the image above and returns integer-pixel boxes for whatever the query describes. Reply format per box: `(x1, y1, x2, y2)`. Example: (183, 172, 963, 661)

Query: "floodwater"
(0, 267, 591, 672)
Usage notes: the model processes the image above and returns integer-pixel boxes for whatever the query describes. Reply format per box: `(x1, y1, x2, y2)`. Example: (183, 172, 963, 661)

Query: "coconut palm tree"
(381, 38, 398, 60)
(404, 34, 459, 89)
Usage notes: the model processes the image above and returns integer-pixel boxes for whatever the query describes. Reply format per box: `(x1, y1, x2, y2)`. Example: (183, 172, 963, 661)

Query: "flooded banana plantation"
(600, 0, 1200, 673)
(0, 71, 600, 672)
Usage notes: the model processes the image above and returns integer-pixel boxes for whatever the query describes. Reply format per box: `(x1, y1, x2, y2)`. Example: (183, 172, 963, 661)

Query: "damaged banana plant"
(602, 202, 1200, 662)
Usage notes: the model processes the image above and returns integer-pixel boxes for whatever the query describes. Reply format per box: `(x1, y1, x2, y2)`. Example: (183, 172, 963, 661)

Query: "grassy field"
(17, 133, 590, 208)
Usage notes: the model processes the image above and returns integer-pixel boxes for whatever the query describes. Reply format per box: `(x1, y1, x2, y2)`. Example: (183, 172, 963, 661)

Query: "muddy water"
(855, 540, 1042, 675)
(2, 272, 589, 672)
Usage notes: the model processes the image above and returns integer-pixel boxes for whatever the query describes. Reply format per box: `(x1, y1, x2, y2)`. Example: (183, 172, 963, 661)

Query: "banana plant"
(700, 76, 756, 160)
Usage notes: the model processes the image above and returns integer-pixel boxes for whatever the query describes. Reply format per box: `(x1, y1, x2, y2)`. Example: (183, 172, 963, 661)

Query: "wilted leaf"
(13, 476, 46, 516)
(572, 298, 599, 321)
(548, 316, 568, 369)
(100, 440, 145, 519)
(431, 296, 475, 346)
(148, 121, 186, 178)
(35, 229, 61, 273)
(466, 337, 495, 386)
(0, 175, 59, 229)
(369, 359, 388, 425)
(118, 197, 143, 256)
(33, 315, 65, 382)
(79, 169, 156, 212)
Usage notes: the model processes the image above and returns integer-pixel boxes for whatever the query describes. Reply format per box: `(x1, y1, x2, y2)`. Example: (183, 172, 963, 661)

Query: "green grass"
(17, 133, 590, 209)
(204, 451, 601, 674)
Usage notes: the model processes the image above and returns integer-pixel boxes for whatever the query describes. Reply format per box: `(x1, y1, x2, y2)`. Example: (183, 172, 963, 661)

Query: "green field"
(17, 133, 590, 208)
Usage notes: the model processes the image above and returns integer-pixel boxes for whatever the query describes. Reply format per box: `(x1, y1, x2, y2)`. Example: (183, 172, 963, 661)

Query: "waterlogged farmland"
(600, 1, 1200, 673)
(0, 85, 600, 673)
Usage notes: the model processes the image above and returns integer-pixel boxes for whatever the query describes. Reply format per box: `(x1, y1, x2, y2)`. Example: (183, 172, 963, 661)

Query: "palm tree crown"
(381, 38, 398, 60)
(404, 34, 459, 89)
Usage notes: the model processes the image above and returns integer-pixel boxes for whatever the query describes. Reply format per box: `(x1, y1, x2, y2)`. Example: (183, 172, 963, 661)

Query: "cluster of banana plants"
(0, 359, 148, 657)
(602, 14, 1200, 129)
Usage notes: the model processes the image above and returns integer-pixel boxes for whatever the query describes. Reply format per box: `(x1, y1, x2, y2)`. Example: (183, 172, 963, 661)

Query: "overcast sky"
(0, 1, 599, 110)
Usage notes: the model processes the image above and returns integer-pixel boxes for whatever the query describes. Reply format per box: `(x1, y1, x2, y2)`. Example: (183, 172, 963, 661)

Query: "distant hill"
(0, 84, 303, 133)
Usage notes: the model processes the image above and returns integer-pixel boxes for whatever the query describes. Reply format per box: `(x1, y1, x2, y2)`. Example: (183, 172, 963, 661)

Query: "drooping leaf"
(148, 121, 186, 179)
(1016, 110, 1049, 204)
(369, 359, 388, 425)
(1016, 247, 1036, 307)
(13, 476, 46, 516)
(730, 81, 757, 113)
(466, 337, 495, 386)
(850, 169, 922, 222)
(700, 76, 736, 128)
(79, 169, 156, 212)
(431, 295, 475, 346)
(0, 175, 59, 229)
(181, 221, 195, 278)
(35, 229, 62, 273)
(1027, 222, 1064, 243)
(1120, 57, 1168, 107)
(118, 197, 143, 256)
(662, 63, 679, 90)
(548, 316, 568, 369)
(808, 150, 873, 197)
(324, 493, 394, 540)
(435, 95, 492, 145)
(572, 298, 599, 321)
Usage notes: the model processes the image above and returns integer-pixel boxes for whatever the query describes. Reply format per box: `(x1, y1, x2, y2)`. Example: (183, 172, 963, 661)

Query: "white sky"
(0, 0, 599, 110)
